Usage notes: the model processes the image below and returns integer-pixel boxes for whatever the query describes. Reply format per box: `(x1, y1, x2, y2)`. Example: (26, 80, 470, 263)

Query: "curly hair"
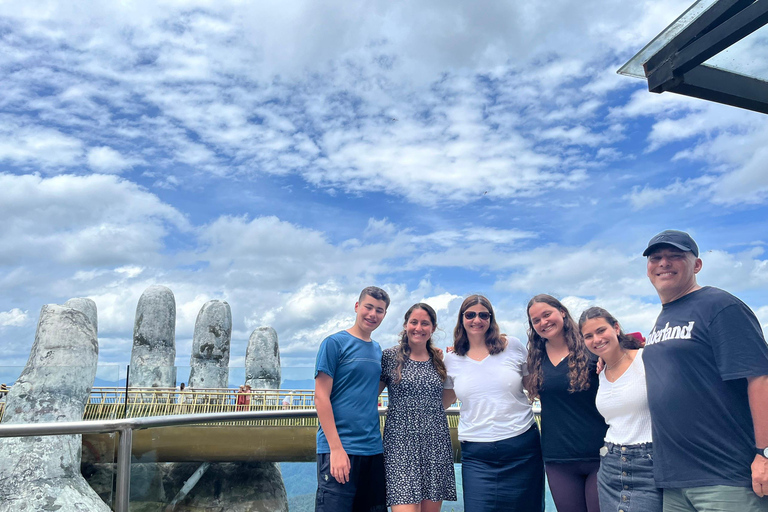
(524, 294, 592, 400)
(577, 307, 642, 350)
(393, 303, 447, 384)
(452, 295, 506, 357)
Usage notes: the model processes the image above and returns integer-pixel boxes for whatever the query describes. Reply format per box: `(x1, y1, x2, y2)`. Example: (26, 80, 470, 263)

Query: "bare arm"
(442, 388, 456, 410)
(748, 375, 768, 497)
(315, 372, 350, 484)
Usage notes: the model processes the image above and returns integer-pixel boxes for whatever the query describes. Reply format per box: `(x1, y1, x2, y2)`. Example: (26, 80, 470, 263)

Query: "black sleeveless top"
(538, 354, 607, 463)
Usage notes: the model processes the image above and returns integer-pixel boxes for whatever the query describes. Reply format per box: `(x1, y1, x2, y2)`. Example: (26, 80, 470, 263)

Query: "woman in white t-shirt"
(578, 306, 662, 512)
(443, 294, 544, 512)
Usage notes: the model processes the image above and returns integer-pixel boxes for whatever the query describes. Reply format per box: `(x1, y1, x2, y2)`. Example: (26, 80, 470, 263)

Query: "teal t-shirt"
(315, 330, 383, 455)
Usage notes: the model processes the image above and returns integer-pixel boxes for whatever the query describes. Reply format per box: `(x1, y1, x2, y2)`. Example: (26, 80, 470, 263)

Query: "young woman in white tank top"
(579, 306, 662, 512)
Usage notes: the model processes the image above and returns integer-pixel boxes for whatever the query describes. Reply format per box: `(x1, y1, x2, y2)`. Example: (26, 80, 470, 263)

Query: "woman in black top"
(525, 294, 607, 512)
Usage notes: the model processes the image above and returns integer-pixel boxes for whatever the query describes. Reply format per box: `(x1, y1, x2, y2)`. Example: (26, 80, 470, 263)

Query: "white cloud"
(87, 146, 134, 173)
(0, 0, 703, 205)
(625, 176, 716, 211)
(0, 308, 28, 328)
(0, 117, 83, 169)
(0, 173, 188, 266)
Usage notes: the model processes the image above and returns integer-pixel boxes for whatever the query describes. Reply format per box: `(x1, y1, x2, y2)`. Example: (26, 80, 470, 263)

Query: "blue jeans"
(598, 442, 662, 512)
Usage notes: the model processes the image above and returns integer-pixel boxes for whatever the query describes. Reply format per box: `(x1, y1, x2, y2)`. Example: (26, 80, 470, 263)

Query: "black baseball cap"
(643, 230, 699, 257)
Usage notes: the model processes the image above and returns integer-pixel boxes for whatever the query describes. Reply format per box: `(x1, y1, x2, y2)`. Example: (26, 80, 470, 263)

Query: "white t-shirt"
(596, 348, 653, 445)
(444, 337, 535, 442)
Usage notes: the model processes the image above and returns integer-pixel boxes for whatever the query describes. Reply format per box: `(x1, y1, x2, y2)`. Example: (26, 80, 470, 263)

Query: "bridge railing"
(83, 387, 322, 421)
(0, 407, 443, 512)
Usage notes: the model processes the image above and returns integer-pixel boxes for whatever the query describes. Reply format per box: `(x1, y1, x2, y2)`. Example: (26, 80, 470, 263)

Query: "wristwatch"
(758, 447, 768, 458)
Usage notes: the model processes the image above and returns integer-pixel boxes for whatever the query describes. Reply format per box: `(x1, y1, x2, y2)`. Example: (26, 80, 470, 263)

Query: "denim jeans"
(597, 442, 662, 512)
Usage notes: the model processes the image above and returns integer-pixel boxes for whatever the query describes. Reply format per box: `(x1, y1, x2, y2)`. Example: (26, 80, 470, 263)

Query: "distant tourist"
(176, 382, 187, 405)
(444, 295, 545, 511)
(314, 286, 390, 512)
(642, 230, 768, 509)
(524, 294, 606, 512)
(282, 392, 294, 409)
(579, 307, 661, 512)
(379, 303, 456, 512)
(236, 384, 251, 411)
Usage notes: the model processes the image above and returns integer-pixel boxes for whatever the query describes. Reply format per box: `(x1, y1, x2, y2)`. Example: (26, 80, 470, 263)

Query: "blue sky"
(1, 0, 767, 371)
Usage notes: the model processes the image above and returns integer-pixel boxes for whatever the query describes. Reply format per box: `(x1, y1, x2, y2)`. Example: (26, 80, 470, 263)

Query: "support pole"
(115, 427, 133, 512)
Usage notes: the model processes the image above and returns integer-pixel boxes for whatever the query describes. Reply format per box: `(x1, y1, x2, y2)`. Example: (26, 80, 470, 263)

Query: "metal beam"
(670, 0, 768, 76)
(646, 0, 768, 93)
(659, 64, 768, 115)
(644, 0, 752, 74)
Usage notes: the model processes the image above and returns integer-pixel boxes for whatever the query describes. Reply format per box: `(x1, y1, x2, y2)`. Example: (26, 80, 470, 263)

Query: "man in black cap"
(642, 229, 768, 510)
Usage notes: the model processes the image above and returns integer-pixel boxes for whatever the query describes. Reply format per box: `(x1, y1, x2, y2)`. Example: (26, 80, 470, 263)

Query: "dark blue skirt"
(461, 424, 545, 512)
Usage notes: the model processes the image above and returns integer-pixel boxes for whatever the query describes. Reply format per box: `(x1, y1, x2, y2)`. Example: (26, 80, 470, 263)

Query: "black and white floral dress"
(380, 346, 457, 506)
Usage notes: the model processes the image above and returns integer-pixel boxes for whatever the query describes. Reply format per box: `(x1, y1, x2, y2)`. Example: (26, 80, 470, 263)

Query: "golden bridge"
(0, 387, 540, 463)
(1, 387, 463, 463)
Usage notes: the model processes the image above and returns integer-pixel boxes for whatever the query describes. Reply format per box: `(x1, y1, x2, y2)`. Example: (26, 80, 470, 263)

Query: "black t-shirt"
(539, 353, 607, 463)
(644, 286, 768, 488)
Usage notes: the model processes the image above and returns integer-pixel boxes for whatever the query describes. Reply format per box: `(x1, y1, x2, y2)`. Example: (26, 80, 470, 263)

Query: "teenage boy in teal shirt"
(314, 286, 390, 512)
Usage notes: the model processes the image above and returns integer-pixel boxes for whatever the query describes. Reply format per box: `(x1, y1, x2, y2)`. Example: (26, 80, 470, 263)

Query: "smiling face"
(354, 294, 388, 338)
(528, 301, 566, 342)
(405, 307, 435, 347)
(581, 317, 621, 360)
(462, 304, 491, 339)
(646, 245, 702, 303)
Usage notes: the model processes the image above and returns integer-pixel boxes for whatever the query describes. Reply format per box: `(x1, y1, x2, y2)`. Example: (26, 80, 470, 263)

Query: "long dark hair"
(452, 295, 506, 357)
(578, 307, 642, 350)
(525, 294, 591, 399)
(394, 303, 447, 383)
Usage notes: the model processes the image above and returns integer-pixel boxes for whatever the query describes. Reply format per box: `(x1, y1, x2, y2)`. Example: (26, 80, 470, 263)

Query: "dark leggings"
(545, 461, 600, 512)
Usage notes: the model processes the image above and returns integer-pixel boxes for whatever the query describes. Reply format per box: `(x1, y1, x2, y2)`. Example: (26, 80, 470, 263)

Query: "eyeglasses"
(464, 311, 491, 321)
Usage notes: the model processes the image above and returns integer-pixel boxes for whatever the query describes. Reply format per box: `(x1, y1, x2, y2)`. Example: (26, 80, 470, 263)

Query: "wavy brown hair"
(578, 307, 642, 350)
(524, 294, 591, 400)
(452, 295, 506, 357)
(393, 303, 447, 384)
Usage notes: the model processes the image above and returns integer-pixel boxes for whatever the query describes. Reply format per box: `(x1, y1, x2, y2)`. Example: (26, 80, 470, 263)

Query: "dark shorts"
(315, 452, 387, 512)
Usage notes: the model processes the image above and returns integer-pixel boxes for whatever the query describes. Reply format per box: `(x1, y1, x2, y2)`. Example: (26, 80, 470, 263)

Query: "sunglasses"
(464, 311, 491, 321)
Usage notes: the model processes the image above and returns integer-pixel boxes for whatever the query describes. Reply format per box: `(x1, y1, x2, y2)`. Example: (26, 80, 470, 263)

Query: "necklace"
(605, 351, 628, 372)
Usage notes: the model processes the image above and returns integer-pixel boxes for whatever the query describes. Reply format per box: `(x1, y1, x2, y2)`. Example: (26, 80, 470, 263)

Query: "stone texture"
(245, 327, 281, 390)
(188, 300, 231, 389)
(128, 462, 288, 512)
(0, 304, 109, 512)
(64, 297, 98, 334)
(130, 285, 176, 388)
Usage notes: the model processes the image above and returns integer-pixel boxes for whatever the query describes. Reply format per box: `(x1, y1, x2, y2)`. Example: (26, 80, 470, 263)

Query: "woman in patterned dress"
(380, 303, 457, 512)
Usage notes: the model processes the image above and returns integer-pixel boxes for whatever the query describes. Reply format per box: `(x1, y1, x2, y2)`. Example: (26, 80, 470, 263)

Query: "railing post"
(123, 365, 130, 419)
(115, 427, 133, 512)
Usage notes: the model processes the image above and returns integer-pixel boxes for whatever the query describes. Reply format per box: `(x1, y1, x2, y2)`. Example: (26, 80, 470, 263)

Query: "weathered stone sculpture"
(188, 300, 232, 389)
(164, 462, 289, 511)
(0, 304, 109, 512)
(64, 297, 98, 334)
(130, 285, 176, 388)
(246, 327, 282, 389)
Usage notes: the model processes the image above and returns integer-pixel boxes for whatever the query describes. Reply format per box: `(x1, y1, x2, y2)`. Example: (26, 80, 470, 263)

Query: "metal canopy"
(619, 0, 768, 114)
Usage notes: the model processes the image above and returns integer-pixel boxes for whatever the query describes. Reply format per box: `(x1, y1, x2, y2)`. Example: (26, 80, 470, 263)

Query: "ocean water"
(281, 462, 557, 511)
